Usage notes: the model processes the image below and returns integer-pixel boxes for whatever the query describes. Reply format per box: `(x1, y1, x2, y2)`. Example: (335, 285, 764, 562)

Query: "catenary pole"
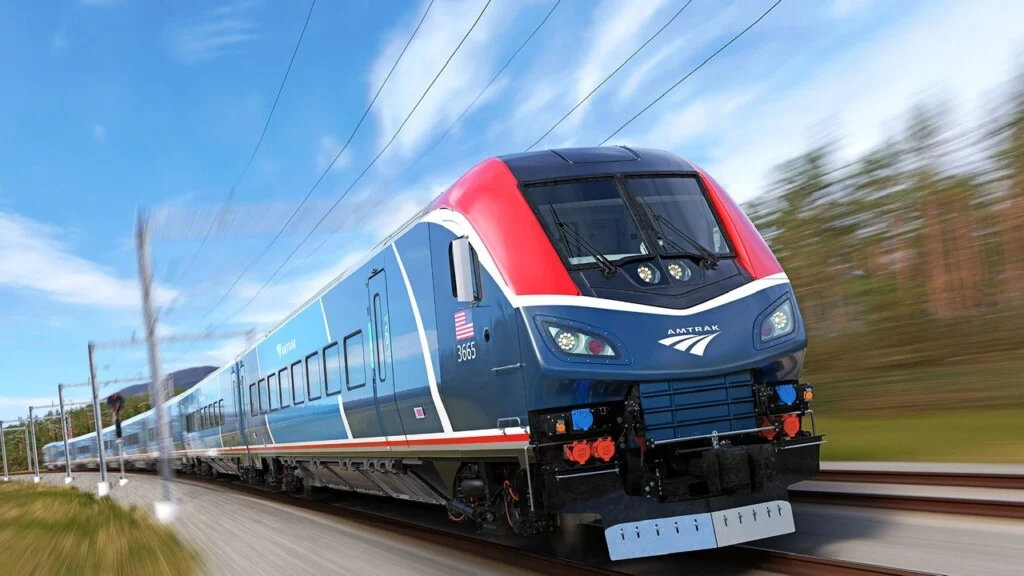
(58, 384, 73, 484)
(88, 341, 110, 496)
(137, 209, 176, 523)
(28, 407, 40, 482)
(1, 421, 8, 481)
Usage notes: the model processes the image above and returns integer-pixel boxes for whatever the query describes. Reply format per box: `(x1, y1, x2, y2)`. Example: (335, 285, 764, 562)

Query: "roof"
(497, 145, 696, 183)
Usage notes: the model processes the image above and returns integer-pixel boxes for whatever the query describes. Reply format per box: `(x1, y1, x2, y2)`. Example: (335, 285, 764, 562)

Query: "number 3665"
(457, 342, 476, 362)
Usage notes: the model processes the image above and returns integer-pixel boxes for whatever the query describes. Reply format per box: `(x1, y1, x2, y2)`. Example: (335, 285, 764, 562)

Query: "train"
(44, 146, 822, 561)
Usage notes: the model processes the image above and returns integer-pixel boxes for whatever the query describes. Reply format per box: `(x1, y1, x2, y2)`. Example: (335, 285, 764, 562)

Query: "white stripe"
(391, 243, 454, 434)
(422, 208, 790, 316)
(264, 414, 275, 445)
(674, 335, 706, 352)
(336, 395, 354, 441)
(688, 333, 719, 356)
(319, 298, 331, 342)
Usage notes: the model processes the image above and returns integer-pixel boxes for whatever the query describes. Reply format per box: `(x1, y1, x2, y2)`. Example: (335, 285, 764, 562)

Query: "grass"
(816, 409, 1024, 463)
(803, 359, 1024, 463)
(0, 482, 200, 576)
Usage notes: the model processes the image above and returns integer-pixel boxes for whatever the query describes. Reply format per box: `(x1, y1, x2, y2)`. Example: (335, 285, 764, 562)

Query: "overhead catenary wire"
(599, 0, 784, 145)
(177, 0, 438, 339)
(270, 0, 566, 284)
(164, 0, 492, 366)
(524, 0, 693, 152)
(169, 0, 318, 289)
(412, 0, 562, 167)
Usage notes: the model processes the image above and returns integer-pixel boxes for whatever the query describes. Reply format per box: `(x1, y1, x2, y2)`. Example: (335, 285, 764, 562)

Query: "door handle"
(491, 363, 522, 375)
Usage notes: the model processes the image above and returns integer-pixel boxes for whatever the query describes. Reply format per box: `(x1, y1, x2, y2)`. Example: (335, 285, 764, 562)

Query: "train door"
(232, 364, 252, 467)
(368, 268, 407, 444)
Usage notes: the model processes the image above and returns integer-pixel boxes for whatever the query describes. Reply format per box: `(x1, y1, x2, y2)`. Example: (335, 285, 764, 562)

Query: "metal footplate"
(604, 500, 795, 561)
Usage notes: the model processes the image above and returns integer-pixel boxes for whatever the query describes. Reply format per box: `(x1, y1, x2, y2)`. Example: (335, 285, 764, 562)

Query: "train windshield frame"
(520, 174, 733, 271)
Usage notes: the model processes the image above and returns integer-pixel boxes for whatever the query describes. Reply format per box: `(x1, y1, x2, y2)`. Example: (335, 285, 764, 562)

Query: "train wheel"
(549, 513, 593, 560)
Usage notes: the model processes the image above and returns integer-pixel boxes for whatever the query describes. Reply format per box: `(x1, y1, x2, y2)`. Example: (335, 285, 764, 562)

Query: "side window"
(279, 368, 291, 408)
(257, 378, 266, 414)
(306, 352, 322, 401)
(448, 240, 482, 300)
(344, 331, 366, 390)
(373, 294, 386, 381)
(291, 361, 305, 405)
(268, 373, 278, 412)
(218, 400, 224, 426)
(324, 343, 342, 396)
(249, 384, 257, 416)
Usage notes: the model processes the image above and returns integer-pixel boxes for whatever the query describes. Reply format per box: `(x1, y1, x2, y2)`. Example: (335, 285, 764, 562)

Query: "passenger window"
(373, 294, 386, 381)
(218, 400, 224, 426)
(306, 352, 322, 400)
(279, 368, 291, 407)
(249, 384, 257, 416)
(344, 331, 366, 390)
(268, 373, 278, 411)
(258, 378, 266, 413)
(291, 361, 305, 405)
(324, 343, 342, 396)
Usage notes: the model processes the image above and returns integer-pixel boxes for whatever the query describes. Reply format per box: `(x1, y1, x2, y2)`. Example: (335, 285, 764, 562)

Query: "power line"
(171, 0, 318, 288)
(413, 0, 562, 166)
(525, 0, 693, 152)
(600, 0, 784, 145)
(245, 0, 564, 296)
(218, 0, 494, 330)
(166, 0, 493, 365)
(168, 0, 437, 355)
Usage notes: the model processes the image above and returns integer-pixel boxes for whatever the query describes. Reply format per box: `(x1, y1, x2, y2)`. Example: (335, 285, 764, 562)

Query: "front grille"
(639, 371, 757, 443)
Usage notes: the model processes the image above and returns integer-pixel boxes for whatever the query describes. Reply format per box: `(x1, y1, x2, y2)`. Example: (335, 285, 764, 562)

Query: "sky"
(1, 0, 1023, 419)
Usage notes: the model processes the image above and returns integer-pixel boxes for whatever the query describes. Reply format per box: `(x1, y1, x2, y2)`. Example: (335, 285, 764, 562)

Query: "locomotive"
(45, 146, 821, 561)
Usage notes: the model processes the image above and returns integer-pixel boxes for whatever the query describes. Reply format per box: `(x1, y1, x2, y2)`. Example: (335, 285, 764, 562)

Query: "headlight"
(667, 262, 691, 281)
(760, 299, 795, 342)
(546, 325, 616, 357)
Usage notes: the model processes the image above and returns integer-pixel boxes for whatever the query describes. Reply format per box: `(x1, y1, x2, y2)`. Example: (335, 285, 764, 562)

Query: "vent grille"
(639, 371, 757, 443)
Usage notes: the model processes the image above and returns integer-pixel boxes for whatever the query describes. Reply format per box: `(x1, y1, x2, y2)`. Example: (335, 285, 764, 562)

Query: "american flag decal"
(454, 309, 474, 341)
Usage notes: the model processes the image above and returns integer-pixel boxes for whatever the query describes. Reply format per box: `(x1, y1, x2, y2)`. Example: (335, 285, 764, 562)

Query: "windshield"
(523, 179, 646, 267)
(626, 176, 730, 256)
(522, 176, 729, 270)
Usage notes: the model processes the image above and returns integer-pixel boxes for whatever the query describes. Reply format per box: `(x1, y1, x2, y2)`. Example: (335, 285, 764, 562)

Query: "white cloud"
(315, 135, 351, 174)
(369, 0, 528, 159)
(91, 124, 107, 144)
(624, 0, 1024, 205)
(166, 2, 260, 64)
(831, 0, 874, 18)
(0, 211, 180, 310)
(624, 85, 765, 150)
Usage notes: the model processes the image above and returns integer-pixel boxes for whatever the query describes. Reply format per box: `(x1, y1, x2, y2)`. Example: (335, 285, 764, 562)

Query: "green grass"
(0, 482, 200, 576)
(815, 409, 1024, 463)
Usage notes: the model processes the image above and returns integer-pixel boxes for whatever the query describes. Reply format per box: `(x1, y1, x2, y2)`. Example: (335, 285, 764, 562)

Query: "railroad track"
(813, 469, 1024, 491)
(12, 469, 947, 575)
(794, 469, 1024, 520)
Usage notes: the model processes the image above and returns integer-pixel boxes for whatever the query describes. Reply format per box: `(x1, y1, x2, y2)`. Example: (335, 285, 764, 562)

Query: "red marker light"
(587, 338, 606, 355)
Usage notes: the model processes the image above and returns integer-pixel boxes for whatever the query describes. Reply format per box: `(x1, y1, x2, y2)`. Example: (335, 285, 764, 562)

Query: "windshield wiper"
(547, 203, 617, 278)
(635, 196, 719, 269)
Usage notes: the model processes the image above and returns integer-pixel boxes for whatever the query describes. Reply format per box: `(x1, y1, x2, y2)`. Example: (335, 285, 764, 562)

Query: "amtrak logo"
(275, 339, 296, 358)
(659, 325, 721, 357)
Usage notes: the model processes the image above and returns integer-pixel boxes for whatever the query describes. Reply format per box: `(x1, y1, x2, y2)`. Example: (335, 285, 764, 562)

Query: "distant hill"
(116, 366, 218, 397)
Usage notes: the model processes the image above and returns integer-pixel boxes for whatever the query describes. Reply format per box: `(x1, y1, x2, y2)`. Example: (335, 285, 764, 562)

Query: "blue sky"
(1, 0, 1022, 418)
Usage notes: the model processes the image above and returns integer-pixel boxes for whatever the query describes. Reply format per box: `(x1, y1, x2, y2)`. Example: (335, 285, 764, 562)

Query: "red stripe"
(203, 432, 532, 453)
(693, 163, 783, 279)
(431, 158, 579, 297)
